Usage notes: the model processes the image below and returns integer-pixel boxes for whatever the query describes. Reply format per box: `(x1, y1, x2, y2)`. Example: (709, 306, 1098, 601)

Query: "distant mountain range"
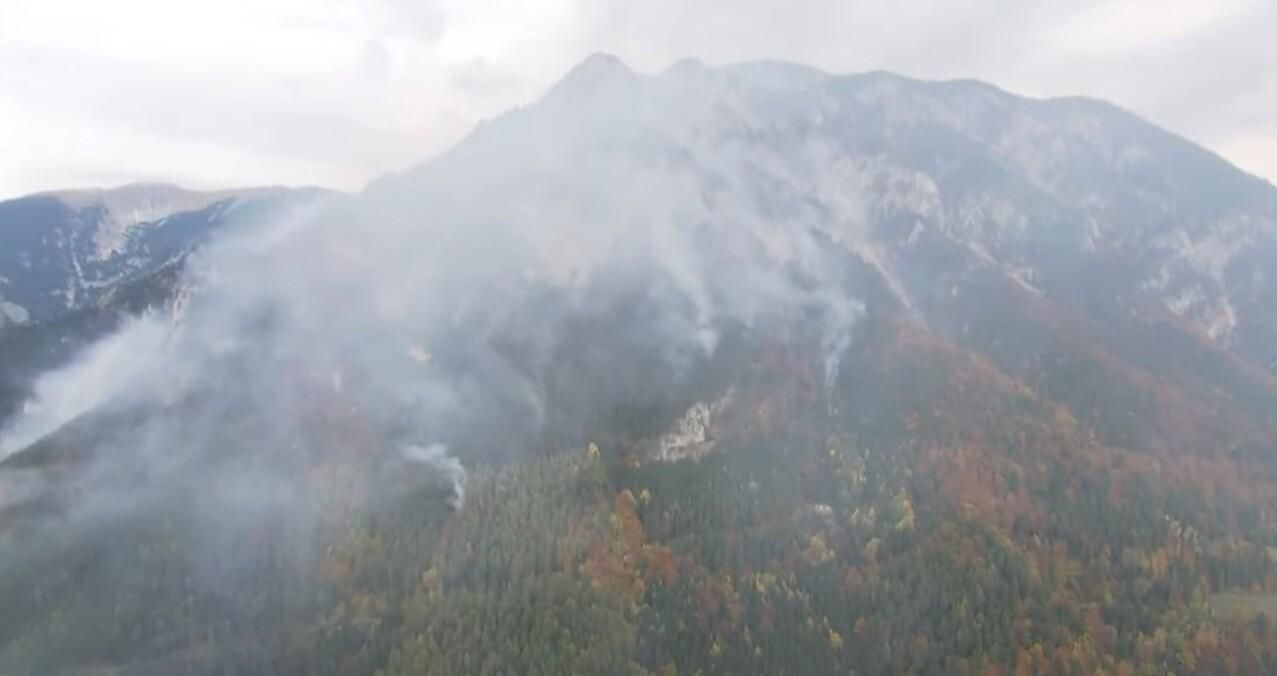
(0, 183, 332, 425)
(0, 182, 330, 329)
(3, 55, 1277, 674)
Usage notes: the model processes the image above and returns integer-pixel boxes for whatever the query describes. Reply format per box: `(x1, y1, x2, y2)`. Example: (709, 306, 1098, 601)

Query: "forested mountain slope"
(2, 55, 1277, 675)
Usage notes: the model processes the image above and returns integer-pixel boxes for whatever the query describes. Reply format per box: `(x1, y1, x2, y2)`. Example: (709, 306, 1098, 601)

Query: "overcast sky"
(1, 0, 1274, 199)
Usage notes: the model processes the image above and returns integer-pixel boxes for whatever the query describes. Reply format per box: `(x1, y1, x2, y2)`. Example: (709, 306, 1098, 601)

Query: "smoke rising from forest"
(0, 57, 866, 548)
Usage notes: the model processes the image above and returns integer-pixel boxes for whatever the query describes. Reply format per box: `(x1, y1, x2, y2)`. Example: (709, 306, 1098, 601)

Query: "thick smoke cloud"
(0, 57, 867, 543)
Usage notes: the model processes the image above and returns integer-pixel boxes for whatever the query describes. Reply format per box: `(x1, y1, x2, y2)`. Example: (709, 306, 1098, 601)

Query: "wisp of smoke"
(401, 444, 467, 510)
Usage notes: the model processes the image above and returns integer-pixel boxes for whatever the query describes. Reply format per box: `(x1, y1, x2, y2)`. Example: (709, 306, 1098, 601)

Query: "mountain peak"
(572, 51, 631, 75)
(547, 52, 638, 100)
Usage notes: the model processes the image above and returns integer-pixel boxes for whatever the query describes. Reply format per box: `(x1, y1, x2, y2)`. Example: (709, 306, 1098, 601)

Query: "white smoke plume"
(0, 314, 170, 457)
(0, 56, 871, 555)
(401, 444, 467, 510)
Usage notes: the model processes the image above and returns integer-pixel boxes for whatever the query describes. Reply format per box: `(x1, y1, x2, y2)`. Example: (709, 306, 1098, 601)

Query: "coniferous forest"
(6, 305, 1277, 676)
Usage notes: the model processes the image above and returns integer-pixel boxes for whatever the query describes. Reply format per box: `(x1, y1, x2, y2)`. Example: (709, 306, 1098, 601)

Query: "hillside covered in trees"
(6, 306, 1277, 675)
(5, 56, 1277, 675)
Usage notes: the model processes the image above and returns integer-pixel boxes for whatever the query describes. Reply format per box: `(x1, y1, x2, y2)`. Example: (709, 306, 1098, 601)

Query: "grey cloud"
(0, 43, 424, 184)
(1, 0, 1274, 196)
(375, 0, 447, 40)
(360, 38, 393, 80)
(285, 0, 447, 42)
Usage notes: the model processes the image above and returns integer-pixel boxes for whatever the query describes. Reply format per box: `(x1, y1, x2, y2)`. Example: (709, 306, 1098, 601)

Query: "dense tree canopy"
(5, 312, 1277, 675)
